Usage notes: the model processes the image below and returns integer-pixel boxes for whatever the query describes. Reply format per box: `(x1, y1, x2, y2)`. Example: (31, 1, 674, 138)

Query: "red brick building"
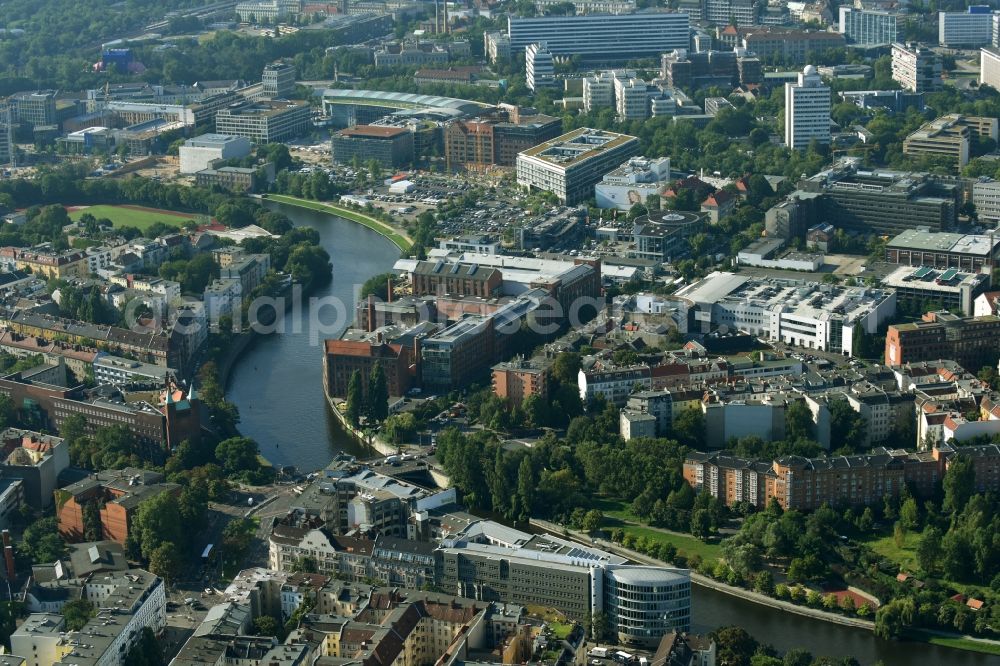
(55, 468, 181, 544)
(491, 357, 552, 404)
(410, 260, 502, 299)
(323, 339, 414, 400)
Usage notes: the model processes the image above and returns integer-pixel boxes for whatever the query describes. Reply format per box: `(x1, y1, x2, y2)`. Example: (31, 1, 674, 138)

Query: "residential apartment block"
(684, 442, 1000, 510)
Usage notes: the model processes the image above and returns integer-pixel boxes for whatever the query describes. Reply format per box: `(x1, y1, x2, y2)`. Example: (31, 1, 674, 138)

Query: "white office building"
(939, 10, 994, 48)
(672, 271, 897, 355)
(614, 75, 650, 121)
(892, 42, 942, 93)
(784, 65, 831, 150)
(517, 127, 640, 204)
(704, 0, 755, 26)
(507, 11, 690, 62)
(583, 72, 616, 112)
(973, 178, 1000, 223)
(525, 43, 555, 91)
(178, 133, 253, 174)
(982, 46, 1000, 90)
(595, 156, 670, 210)
(838, 7, 897, 46)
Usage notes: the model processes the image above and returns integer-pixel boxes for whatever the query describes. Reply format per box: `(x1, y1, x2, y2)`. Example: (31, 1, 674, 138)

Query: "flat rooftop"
(888, 229, 999, 256)
(518, 127, 638, 167)
(882, 265, 989, 292)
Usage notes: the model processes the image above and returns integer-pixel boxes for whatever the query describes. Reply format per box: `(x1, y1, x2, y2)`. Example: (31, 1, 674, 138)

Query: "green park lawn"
(592, 497, 722, 562)
(69, 205, 195, 231)
(864, 530, 921, 572)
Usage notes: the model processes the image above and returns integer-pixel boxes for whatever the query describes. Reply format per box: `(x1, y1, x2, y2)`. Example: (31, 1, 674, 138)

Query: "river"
(225, 203, 993, 666)
(225, 200, 401, 470)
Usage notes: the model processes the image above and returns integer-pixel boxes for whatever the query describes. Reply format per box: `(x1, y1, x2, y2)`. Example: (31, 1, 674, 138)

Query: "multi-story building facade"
(516, 128, 640, 204)
(55, 468, 180, 544)
(684, 442, 1000, 510)
(0, 429, 68, 509)
(595, 156, 671, 210)
(784, 65, 830, 150)
(178, 133, 253, 174)
(734, 27, 845, 64)
(10, 90, 57, 127)
(214, 100, 310, 144)
(507, 11, 690, 63)
(881, 265, 990, 316)
(262, 62, 296, 98)
(444, 110, 561, 171)
(885, 311, 1000, 370)
(704, 0, 756, 25)
(939, 8, 994, 48)
(322, 339, 414, 399)
(903, 114, 999, 168)
(885, 229, 1000, 272)
(973, 178, 1000, 222)
(333, 125, 414, 168)
(672, 271, 896, 355)
(892, 42, 942, 93)
(410, 259, 502, 298)
(981, 46, 1000, 90)
(484, 31, 510, 63)
(838, 7, 897, 46)
(437, 521, 690, 647)
(525, 43, 555, 91)
(492, 357, 552, 403)
(797, 160, 960, 235)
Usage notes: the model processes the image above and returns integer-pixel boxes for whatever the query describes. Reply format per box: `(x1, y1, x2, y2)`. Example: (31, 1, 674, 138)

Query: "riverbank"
(530, 518, 876, 632)
(262, 194, 412, 252)
(324, 392, 398, 458)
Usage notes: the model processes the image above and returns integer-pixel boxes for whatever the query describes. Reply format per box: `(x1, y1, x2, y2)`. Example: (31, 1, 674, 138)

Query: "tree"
(711, 626, 759, 666)
(19, 516, 66, 563)
(582, 509, 603, 533)
(382, 412, 417, 445)
(346, 370, 363, 426)
(254, 615, 281, 637)
(551, 352, 581, 385)
(516, 456, 535, 519)
(784, 400, 814, 441)
(129, 493, 184, 559)
(917, 526, 944, 575)
(829, 398, 867, 452)
(367, 363, 388, 423)
(672, 407, 705, 449)
(124, 627, 164, 666)
(899, 497, 919, 530)
(148, 543, 182, 583)
(690, 508, 712, 540)
(215, 437, 261, 477)
(62, 598, 95, 631)
(943, 455, 975, 514)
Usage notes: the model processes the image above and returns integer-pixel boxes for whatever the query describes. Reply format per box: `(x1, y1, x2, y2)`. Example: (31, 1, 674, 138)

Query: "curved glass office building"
(601, 566, 691, 647)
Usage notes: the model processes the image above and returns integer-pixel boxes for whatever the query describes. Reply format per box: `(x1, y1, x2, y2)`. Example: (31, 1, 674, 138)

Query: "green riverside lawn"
(68, 204, 194, 231)
(593, 497, 722, 562)
(264, 194, 411, 252)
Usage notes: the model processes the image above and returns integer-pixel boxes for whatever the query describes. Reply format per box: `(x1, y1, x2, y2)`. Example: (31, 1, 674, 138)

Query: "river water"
(226, 203, 993, 666)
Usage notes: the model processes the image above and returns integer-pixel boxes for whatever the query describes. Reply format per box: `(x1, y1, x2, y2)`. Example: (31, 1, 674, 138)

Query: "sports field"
(68, 205, 197, 231)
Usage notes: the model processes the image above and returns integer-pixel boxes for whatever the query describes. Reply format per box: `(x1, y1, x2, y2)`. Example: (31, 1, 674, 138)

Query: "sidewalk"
(531, 518, 876, 632)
